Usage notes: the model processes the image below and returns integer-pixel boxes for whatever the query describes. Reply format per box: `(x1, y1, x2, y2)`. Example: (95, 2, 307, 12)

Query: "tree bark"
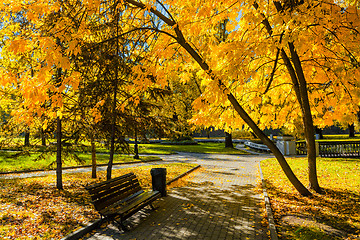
(225, 132, 234, 148)
(56, 117, 63, 190)
(91, 135, 97, 179)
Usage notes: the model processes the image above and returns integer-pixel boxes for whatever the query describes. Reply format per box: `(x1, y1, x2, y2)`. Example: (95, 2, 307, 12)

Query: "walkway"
(80, 151, 273, 240)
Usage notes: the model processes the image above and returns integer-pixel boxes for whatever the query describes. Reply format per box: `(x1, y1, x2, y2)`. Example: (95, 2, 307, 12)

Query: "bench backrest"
(85, 173, 143, 212)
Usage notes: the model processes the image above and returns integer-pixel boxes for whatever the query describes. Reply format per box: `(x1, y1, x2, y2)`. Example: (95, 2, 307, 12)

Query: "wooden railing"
(296, 141, 360, 158)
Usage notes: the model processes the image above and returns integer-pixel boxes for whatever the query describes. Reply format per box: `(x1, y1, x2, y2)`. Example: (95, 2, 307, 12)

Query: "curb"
(0, 159, 161, 175)
(166, 164, 201, 185)
(61, 219, 103, 240)
(259, 161, 279, 240)
(61, 164, 201, 240)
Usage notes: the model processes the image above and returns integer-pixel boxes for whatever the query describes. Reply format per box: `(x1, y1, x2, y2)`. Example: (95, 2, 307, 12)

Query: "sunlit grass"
(0, 151, 160, 172)
(261, 157, 360, 239)
(0, 142, 247, 172)
(0, 162, 198, 239)
(136, 142, 248, 155)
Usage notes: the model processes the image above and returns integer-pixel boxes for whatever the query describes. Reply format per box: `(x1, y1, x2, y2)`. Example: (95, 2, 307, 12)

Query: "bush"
(231, 129, 254, 139)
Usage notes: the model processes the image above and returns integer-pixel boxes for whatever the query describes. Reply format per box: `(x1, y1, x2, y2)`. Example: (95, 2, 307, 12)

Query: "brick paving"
(80, 151, 272, 240)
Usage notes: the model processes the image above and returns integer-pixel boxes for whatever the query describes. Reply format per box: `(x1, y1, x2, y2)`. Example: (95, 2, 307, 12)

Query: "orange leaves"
(0, 163, 195, 239)
(8, 39, 29, 54)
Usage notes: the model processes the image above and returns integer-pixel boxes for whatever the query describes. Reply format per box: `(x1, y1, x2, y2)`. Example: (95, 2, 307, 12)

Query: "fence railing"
(296, 141, 360, 158)
(295, 141, 307, 155)
(244, 140, 270, 152)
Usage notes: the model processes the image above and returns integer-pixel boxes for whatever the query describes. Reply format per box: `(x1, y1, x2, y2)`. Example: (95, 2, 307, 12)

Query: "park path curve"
(80, 151, 273, 240)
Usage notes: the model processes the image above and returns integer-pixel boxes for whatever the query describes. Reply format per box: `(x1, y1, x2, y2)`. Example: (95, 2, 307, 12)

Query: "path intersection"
(81, 151, 273, 240)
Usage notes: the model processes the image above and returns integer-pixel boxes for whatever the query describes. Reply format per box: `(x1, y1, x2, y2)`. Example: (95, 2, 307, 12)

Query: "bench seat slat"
(91, 179, 140, 201)
(85, 172, 162, 231)
(102, 190, 160, 216)
(93, 184, 141, 211)
(86, 173, 133, 190)
(87, 174, 137, 195)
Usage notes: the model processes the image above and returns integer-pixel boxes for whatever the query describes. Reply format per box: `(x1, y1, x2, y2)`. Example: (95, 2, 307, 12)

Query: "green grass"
(0, 141, 247, 172)
(261, 157, 360, 240)
(135, 142, 249, 155)
(295, 134, 360, 142)
(0, 151, 160, 172)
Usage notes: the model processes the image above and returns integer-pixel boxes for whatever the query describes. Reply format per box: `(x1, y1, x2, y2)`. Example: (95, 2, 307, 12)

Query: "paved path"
(80, 151, 273, 240)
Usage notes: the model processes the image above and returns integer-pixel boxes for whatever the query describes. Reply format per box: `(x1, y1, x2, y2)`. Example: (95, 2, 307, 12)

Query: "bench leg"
(150, 203, 156, 210)
(114, 219, 129, 232)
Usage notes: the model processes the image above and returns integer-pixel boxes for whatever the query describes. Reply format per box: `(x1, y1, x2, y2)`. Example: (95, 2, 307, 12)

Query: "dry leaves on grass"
(0, 163, 196, 239)
(261, 157, 360, 240)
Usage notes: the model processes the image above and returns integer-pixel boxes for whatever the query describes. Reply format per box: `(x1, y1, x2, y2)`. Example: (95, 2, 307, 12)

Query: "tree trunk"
(288, 42, 321, 193)
(91, 135, 97, 179)
(349, 124, 355, 138)
(107, 11, 120, 181)
(314, 126, 324, 139)
(251, 1, 320, 193)
(227, 93, 311, 196)
(40, 128, 46, 146)
(125, 0, 311, 196)
(56, 117, 63, 190)
(225, 132, 234, 148)
(24, 129, 30, 146)
(107, 88, 117, 180)
(206, 127, 210, 139)
(173, 25, 311, 196)
(134, 127, 140, 159)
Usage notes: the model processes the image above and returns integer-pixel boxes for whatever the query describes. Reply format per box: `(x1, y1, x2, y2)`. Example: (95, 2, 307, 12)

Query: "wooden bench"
(85, 173, 161, 231)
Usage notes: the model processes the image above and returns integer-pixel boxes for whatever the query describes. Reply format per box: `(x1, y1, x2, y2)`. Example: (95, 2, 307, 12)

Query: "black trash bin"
(150, 168, 167, 197)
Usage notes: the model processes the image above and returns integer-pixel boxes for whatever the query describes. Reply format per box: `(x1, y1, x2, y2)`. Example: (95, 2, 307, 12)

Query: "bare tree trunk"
(206, 127, 210, 139)
(41, 128, 46, 146)
(56, 117, 63, 190)
(349, 124, 355, 138)
(225, 132, 233, 148)
(315, 126, 324, 139)
(24, 128, 30, 146)
(91, 135, 97, 179)
(107, 87, 117, 180)
(134, 126, 139, 159)
(107, 11, 120, 181)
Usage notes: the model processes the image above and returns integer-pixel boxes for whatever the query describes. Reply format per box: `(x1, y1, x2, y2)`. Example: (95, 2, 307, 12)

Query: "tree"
(3, 0, 360, 196)
(225, 132, 234, 148)
(120, 0, 312, 195)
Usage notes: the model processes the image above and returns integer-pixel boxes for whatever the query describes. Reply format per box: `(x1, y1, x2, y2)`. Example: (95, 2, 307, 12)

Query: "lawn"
(0, 142, 247, 172)
(261, 157, 360, 239)
(136, 142, 249, 155)
(0, 162, 198, 239)
(0, 151, 160, 172)
(295, 134, 360, 143)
